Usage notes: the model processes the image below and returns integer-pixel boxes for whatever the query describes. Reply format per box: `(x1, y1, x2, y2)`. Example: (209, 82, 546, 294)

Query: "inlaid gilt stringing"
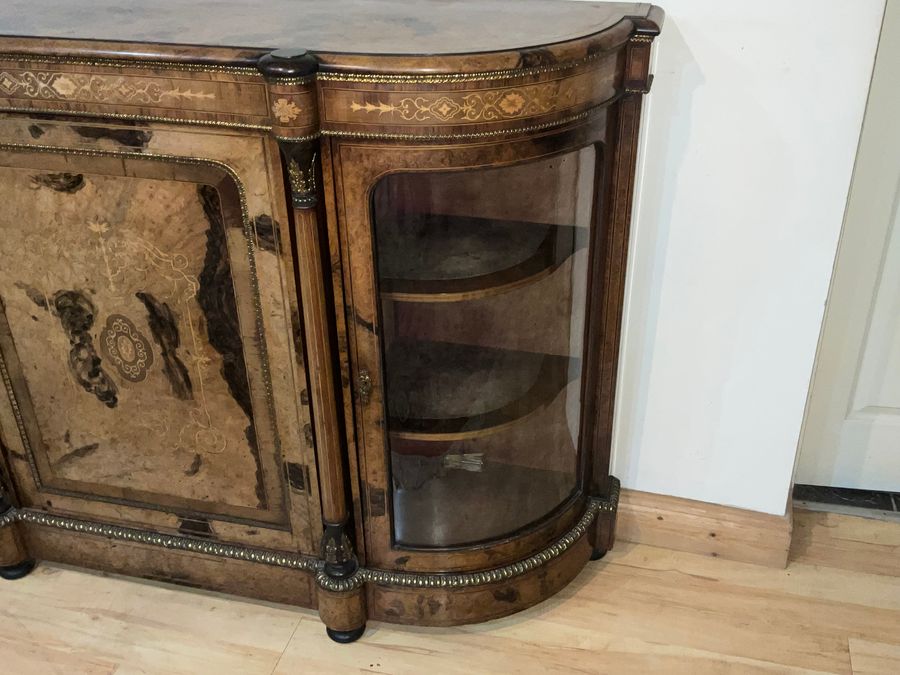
(318, 104, 609, 141)
(313, 46, 621, 85)
(274, 132, 321, 143)
(0, 52, 262, 75)
(0, 106, 273, 130)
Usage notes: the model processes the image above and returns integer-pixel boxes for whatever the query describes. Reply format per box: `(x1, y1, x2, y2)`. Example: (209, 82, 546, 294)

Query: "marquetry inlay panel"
(0, 58, 272, 129)
(317, 51, 619, 137)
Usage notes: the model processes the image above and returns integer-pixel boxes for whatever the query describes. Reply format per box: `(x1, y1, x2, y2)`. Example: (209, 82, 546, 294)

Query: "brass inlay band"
(0, 53, 261, 76)
(319, 102, 610, 141)
(0, 105, 272, 130)
(316, 43, 628, 84)
(274, 132, 321, 143)
(268, 74, 317, 86)
(0, 477, 619, 590)
(0, 506, 320, 570)
(0, 343, 41, 484)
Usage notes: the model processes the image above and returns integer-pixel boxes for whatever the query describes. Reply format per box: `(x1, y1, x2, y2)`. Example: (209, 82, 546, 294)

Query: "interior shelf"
(377, 214, 585, 303)
(385, 339, 580, 441)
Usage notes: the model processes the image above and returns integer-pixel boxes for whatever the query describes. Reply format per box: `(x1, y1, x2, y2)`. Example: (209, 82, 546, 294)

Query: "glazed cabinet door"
(331, 120, 609, 571)
(0, 114, 321, 597)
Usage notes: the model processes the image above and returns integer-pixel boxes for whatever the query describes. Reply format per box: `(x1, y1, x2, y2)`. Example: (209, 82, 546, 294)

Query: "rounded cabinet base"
(314, 481, 618, 632)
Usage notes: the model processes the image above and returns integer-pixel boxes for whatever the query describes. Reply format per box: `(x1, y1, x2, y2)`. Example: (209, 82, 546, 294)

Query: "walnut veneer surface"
(0, 0, 653, 54)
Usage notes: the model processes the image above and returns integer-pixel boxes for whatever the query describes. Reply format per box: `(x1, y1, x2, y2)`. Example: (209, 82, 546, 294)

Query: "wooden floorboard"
(0, 508, 897, 674)
(849, 639, 900, 675)
(790, 510, 900, 577)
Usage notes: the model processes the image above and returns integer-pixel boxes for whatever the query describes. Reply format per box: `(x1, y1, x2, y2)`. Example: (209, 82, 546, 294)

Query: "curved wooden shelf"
(378, 215, 585, 303)
(385, 339, 579, 441)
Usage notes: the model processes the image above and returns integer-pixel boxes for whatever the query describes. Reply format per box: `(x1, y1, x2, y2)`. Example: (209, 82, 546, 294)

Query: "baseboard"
(617, 488, 793, 568)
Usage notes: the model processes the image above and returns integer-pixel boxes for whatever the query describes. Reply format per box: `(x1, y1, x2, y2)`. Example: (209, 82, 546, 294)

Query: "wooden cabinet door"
(0, 114, 321, 596)
(328, 120, 609, 572)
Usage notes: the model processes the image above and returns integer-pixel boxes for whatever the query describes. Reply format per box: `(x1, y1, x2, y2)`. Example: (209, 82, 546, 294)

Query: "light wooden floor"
(2, 509, 899, 674)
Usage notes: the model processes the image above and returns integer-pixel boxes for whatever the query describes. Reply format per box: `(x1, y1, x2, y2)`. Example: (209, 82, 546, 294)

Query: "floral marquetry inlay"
(319, 59, 621, 135)
(347, 83, 582, 123)
(0, 70, 216, 104)
(272, 97, 301, 123)
(349, 89, 548, 122)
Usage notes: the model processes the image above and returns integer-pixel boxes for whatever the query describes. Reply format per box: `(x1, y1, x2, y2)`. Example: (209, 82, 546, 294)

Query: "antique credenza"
(0, 0, 662, 642)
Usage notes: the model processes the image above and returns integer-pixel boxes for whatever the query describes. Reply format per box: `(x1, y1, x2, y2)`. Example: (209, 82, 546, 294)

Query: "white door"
(796, 0, 900, 491)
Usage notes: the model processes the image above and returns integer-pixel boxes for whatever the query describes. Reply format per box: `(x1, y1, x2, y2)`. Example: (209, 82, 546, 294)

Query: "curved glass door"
(372, 146, 598, 547)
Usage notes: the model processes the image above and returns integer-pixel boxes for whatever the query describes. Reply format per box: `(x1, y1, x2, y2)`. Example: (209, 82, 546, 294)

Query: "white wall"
(598, 0, 886, 515)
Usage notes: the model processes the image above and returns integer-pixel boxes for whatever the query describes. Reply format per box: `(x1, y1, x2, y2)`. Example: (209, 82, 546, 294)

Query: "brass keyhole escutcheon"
(357, 369, 372, 406)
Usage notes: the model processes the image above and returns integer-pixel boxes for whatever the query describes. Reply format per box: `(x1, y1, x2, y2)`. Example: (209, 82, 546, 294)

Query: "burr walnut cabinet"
(0, 0, 663, 642)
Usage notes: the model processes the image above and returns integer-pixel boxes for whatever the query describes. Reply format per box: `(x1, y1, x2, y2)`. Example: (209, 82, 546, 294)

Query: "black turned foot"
(590, 549, 607, 561)
(326, 625, 366, 644)
(0, 559, 36, 580)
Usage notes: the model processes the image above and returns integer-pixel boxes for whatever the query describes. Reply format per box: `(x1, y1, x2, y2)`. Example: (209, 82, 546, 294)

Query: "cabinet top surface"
(0, 0, 654, 55)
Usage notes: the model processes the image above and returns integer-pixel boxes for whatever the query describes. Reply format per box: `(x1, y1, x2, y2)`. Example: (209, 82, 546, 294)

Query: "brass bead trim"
(0, 52, 261, 76)
(0, 341, 42, 485)
(0, 101, 605, 140)
(320, 103, 611, 142)
(274, 132, 321, 143)
(268, 75, 317, 86)
(0, 478, 621, 591)
(316, 42, 628, 84)
(0, 142, 286, 519)
(0, 507, 320, 570)
(0, 105, 272, 131)
(317, 478, 621, 592)
(630, 36, 655, 43)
